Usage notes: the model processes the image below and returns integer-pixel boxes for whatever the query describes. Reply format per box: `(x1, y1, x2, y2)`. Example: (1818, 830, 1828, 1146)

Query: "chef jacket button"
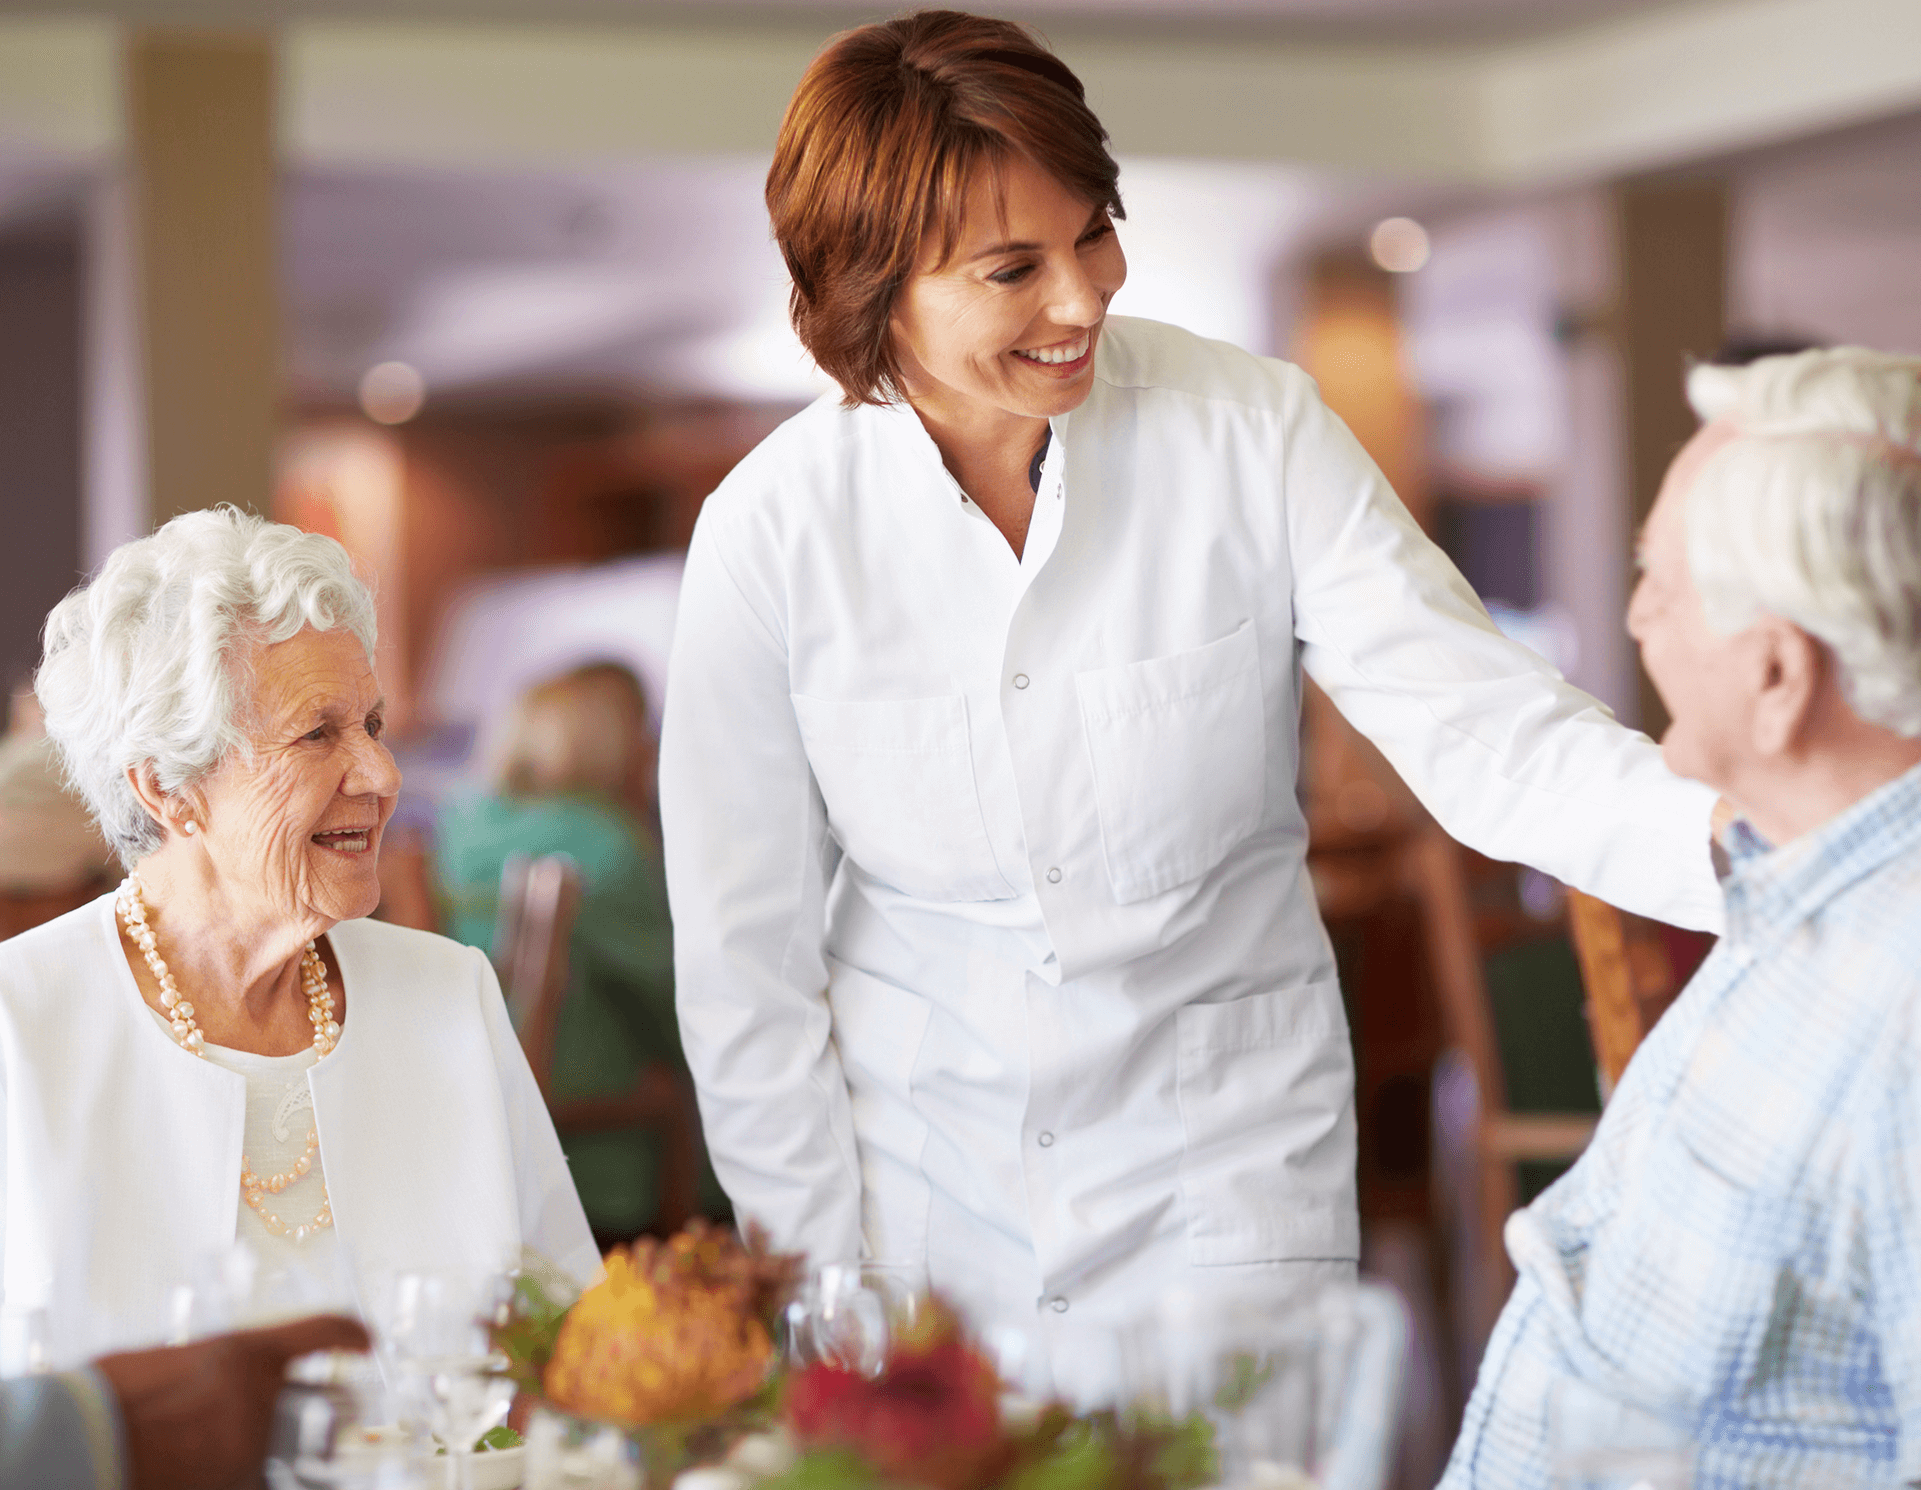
(1049, 1297, 1069, 1314)
(1038, 1131, 1055, 1148)
(1046, 867, 1062, 884)
(1013, 673, 1030, 690)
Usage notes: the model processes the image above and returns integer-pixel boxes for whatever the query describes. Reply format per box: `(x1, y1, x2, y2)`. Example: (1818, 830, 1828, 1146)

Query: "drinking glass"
(1120, 1282, 1406, 1490)
(1548, 1378, 1694, 1490)
(265, 1348, 433, 1489)
(522, 1404, 644, 1490)
(378, 1270, 516, 1490)
(782, 1260, 928, 1377)
(1123, 1292, 1325, 1489)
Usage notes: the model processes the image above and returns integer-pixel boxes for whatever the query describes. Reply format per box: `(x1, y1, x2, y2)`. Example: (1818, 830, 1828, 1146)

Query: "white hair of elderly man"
(34, 507, 376, 866)
(1683, 347, 1921, 738)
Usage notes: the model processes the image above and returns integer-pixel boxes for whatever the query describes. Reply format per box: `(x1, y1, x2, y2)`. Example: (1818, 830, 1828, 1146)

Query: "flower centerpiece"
(777, 1301, 1216, 1490)
(498, 1221, 1216, 1490)
(499, 1220, 798, 1483)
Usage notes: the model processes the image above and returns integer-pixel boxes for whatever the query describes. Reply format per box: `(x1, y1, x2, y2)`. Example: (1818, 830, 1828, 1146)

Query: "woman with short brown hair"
(661, 9, 1722, 1393)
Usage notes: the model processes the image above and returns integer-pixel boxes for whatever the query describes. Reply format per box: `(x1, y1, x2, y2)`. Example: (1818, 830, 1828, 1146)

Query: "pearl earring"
(182, 821, 197, 836)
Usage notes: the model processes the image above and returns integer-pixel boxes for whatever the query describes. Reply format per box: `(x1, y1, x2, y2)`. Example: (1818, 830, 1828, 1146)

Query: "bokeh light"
(1369, 217, 1432, 274)
(358, 361, 426, 424)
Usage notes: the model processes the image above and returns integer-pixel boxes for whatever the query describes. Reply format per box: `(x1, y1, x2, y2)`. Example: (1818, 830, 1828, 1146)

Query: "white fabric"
(0, 896, 600, 1365)
(171, 1013, 343, 1291)
(659, 316, 1722, 1340)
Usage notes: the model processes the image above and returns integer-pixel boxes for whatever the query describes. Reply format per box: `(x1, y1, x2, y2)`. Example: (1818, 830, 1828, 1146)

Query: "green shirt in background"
(435, 792, 721, 1235)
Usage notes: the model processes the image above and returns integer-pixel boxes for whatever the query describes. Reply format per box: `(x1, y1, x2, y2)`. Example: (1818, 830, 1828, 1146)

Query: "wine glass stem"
(448, 1447, 473, 1490)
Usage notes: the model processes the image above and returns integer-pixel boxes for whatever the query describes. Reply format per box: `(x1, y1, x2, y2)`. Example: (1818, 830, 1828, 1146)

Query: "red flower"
(785, 1318, 1005, 1490)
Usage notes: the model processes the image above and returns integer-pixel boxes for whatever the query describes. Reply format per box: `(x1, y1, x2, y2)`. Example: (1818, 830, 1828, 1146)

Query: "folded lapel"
(308, 923, 522, 1293)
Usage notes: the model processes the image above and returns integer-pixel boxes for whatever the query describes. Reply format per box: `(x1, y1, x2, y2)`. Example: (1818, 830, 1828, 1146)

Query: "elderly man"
(0, 1314, 366, 1490)
(1442, 346, 1921, 1490)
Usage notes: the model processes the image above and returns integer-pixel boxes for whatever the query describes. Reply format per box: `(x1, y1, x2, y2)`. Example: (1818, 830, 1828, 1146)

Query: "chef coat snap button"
(1038, 1131, 1055, 1147)
(1013, 673, 1030, 690)
(1050, 1297, 1069, 1314)
(1046, 867, 1062, 884)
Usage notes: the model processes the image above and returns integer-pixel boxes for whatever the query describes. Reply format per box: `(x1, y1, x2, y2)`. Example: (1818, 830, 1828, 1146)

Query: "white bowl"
(463, 1443, 526, 1490)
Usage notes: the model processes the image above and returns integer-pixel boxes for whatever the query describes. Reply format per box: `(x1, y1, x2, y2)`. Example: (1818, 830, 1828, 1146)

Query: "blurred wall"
(0, 224, 83, 692)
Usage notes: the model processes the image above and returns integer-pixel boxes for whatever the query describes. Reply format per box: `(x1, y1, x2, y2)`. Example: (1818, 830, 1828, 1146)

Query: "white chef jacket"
(659, 316, 1721, 1339)
(0, 895, 600, 1365)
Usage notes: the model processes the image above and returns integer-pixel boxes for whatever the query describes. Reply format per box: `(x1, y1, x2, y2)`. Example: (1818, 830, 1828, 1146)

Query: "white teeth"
(1015, 333, 1090, 366)
(314, 832, 369, 852)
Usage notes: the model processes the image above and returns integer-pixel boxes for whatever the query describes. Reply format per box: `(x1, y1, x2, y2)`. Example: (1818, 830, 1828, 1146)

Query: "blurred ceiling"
(0, 0, 1689, 44)
(0, 0, 1916, 407)
(283, 153, 1356, 405)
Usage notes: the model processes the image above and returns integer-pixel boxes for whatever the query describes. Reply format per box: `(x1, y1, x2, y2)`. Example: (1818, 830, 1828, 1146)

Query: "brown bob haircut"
(768, 9, 1124, 407)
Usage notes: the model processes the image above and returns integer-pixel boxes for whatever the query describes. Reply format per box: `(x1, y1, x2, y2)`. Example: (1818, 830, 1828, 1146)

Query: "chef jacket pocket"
(792, 693, 1014, 903)
(1176, 979, 1359, 1266)
(1075, 623, 1267, 904)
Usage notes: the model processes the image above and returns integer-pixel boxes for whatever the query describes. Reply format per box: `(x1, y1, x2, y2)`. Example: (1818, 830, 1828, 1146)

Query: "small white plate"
(462, 1444, 525, 1490)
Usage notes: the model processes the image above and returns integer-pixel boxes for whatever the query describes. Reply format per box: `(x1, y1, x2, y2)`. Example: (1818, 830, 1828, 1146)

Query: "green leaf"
(1211, 1351, 1277, 1414)
(754, 1447, 884, 1490)
(1004, 1426, 1118, 1490)
(492, 1270, 573, 1395)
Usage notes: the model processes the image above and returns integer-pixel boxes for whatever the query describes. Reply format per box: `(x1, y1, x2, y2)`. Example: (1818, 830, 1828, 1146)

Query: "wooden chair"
(372, 828, 440, 934)
(0, 875, 113, 942)
(1565, 890, 1691, 1098)
(1398, 830, 1600, 1371)
(493, 851, 703, 1238)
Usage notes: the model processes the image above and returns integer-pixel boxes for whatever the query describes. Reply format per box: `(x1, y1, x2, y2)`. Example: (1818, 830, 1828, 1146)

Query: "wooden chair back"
(496, 852, 583, 1104)
(1400, 829, 1600, 1359)
(0, 876, 111, 942)
(1565, 889, 1687, 1097)
(493, 850, 702, 1237)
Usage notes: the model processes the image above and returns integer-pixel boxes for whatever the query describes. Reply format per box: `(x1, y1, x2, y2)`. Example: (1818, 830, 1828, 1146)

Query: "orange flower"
(544, 1244, 774, 1425)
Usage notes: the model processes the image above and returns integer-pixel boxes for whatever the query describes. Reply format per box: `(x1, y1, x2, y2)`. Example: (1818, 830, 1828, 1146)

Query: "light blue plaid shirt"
(1443, 762, 1921, 1490)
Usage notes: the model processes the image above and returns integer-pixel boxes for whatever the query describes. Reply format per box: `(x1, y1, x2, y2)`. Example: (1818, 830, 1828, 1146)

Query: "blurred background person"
(0, 675, 116, 937)
(436, 660, 721, 1242)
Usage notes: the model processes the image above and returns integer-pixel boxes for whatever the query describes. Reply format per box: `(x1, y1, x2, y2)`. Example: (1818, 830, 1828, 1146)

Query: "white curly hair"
(35, 507, 378, 865)
(1684, 347, 1921, 737)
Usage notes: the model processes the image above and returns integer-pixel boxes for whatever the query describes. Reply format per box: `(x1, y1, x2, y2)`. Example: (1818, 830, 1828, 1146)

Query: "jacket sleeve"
(0, 1370, 124, 1490)
(470, 948, 602, 1287)
(1280, 369, 1724, 933)
(658, 501, 863, 1265)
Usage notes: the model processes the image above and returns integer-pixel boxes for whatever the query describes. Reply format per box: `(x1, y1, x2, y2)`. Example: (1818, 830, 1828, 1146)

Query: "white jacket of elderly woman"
(0, 508, 599, 1366)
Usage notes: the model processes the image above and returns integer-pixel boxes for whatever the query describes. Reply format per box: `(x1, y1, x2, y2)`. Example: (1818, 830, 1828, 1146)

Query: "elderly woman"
(437, 662, 721, 1239)
(2, 508, 597, 1363)
(659, 8, 1724, 1385)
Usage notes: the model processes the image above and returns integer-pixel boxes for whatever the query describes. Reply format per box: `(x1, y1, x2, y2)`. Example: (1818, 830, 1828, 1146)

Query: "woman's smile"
(310, 825, 377, 855)
(1011, 329, 1094, 374)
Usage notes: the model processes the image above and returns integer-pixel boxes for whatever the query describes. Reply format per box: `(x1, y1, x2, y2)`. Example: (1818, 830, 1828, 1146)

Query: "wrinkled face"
(194, 626, 401, 927)
(1626, 422, 1756, 790)
(889, 151, 1126, 426)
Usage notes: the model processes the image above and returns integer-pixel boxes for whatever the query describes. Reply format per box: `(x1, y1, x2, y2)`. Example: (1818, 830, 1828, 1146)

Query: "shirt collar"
(1720, 759, 1921, 946)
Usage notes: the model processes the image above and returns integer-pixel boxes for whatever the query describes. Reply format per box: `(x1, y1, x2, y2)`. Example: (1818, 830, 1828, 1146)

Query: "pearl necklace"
(116, 875, 340, 1242)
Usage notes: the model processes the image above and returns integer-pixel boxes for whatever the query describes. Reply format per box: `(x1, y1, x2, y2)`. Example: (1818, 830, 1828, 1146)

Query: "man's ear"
(1749, 619, 1823, 758)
